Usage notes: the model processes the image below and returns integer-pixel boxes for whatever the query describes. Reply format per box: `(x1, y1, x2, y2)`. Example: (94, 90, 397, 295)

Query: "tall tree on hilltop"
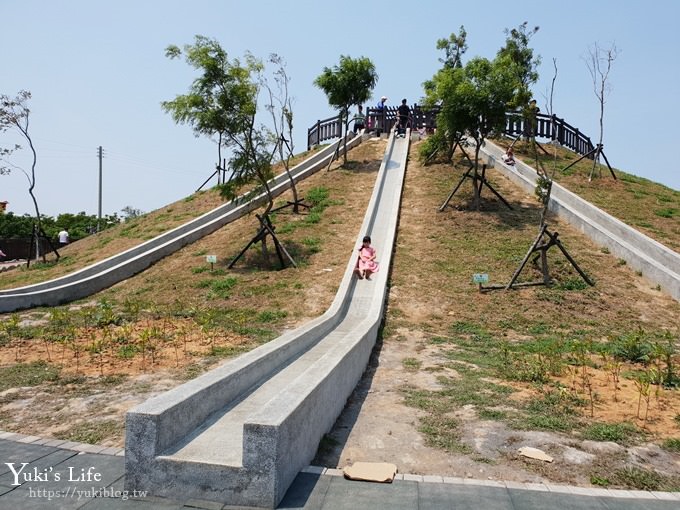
(314, 55, 378, 165)
(0, 90, 45, 255)
(164, 36, 299, 267)
(437, 25, 468, 69)
(497, 22, 541, 112)
(423, 47, 515, 208)
(421, 26, 469, 163)
(162, 36, 277, 214)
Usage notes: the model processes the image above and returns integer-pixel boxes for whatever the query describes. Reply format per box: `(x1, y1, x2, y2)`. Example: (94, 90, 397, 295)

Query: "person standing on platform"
(375, 96, 388, 136)
(352, 105, 365, 134)
(396, 99, 410, 137)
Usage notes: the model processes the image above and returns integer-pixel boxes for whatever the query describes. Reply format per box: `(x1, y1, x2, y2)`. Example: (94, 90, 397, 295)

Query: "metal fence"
(0, 237, 51, 260)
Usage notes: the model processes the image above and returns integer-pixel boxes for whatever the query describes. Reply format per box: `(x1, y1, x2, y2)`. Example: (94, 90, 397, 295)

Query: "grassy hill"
(494, 138, 680, 251)
(0, 137, 679, 490)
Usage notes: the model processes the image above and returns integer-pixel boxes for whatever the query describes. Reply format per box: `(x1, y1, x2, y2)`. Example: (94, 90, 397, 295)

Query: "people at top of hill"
(396, 99, 411, 136)
(374, 96, 388, 136)
(352, 105, 365, 134)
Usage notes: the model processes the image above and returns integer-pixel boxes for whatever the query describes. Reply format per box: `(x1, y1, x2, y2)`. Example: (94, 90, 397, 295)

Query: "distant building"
(0, 201, 8, 213)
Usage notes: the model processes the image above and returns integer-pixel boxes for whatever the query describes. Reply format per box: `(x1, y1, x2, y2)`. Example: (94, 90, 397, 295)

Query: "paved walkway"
(0, 435, 678, 509)
(0, 260, 24, 273)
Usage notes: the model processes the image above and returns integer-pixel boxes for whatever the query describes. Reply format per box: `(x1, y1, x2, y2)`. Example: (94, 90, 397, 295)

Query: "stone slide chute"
(0, 135, 361, 313)
(125, 131, 411, 508)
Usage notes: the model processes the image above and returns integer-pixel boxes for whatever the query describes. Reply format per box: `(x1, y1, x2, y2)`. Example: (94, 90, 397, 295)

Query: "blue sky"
(2, 0, 679, 217)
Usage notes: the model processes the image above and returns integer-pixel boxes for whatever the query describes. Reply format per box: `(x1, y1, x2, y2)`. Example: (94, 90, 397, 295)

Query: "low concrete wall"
(482, 141, 680, 300)
(0, 135, 361, 312)
(125, 132, 409, 507)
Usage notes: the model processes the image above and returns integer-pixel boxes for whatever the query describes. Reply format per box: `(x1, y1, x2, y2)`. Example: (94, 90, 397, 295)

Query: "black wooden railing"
(503, 112, 595, 157)
(307, 104, 438, 149)
(308, 107, 596, 160)
(307, 114, 343, 150)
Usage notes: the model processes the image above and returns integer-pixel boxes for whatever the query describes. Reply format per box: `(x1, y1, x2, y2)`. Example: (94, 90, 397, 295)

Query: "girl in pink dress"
(357, 235, 379, 280)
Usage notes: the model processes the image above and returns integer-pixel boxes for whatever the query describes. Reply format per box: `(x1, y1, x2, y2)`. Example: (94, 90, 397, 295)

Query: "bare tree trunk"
(20, 120, 43, 259)
(264, 55, 302, 212)
(585, 43, 618, 181)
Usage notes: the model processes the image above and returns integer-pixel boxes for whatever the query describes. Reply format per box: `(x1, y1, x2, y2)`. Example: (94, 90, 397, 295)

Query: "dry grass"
(493, 138, 680, 251)
(1, 136, 679, 488)
(0, 147, 324, 291)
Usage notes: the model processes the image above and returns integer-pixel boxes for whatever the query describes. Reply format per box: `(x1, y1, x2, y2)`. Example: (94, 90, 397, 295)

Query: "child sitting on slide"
(356, 235, 379, 280)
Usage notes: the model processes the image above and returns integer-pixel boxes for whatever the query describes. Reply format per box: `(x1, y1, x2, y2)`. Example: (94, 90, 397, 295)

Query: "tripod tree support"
(228, 214, 297, 270)
(26, 224, 60, 268)
(506, 223, 594, 289)
(561, 144, 616, 180)
(270, 199, 310, 214)
(440, 163, 513, 212)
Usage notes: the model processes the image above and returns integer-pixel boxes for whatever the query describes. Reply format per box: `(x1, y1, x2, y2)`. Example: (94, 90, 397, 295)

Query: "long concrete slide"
(124, 132, 410, 508)
(482, 141, 680, 301)
(0, 135, 361, 313)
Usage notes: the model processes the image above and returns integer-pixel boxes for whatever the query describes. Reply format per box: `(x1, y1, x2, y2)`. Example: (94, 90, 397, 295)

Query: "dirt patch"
(0, 138, 388, 445)
(314, 140, 680, 490)
(1, 137, 679, 491)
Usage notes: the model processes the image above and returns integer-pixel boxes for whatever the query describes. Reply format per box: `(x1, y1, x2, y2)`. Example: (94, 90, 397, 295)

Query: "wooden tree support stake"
(440, 163, 513, 212)
(506, 223, 594, 290)
(228, 214, 297, 270)
(270, 200, 311, 214)
(561, 144, 616, 180)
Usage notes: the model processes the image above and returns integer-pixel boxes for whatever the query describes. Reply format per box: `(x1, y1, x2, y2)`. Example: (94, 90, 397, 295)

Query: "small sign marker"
(473, 273, 489, 293)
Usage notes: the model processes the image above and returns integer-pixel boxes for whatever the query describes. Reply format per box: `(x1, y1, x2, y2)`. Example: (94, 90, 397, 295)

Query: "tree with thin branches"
(584, 42, 619, 181)
(164, 36, 299, 267)
(0, 90, 44, 257)
(421, 26, 469, 164)
(497, 22, 541, 112)
(262, 54, 304, 213)
(436, 25, 468, 70)
(163, 36, 276, 212)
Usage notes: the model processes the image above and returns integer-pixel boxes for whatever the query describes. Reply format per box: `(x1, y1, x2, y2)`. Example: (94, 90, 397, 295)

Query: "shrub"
(582, 422, 641, 444)
(609, 330, 652, 363)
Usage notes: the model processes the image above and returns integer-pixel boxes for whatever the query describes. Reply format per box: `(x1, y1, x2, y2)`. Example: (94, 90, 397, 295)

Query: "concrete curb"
(0, 432, 677, 502)
(481, 141, 680, 300)
(300, 466, 680, 500)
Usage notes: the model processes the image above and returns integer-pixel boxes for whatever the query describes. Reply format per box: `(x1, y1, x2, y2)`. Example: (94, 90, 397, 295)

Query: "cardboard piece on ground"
(518, 446, 554, 462)
(343, 462, 398, 483)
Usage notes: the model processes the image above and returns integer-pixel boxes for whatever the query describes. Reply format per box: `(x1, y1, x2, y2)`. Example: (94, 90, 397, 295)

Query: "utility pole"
(97, 146, 103, 232)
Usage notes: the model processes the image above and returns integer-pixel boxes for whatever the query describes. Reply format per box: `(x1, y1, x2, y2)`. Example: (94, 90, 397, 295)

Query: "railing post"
(550, 114, 557, 141)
